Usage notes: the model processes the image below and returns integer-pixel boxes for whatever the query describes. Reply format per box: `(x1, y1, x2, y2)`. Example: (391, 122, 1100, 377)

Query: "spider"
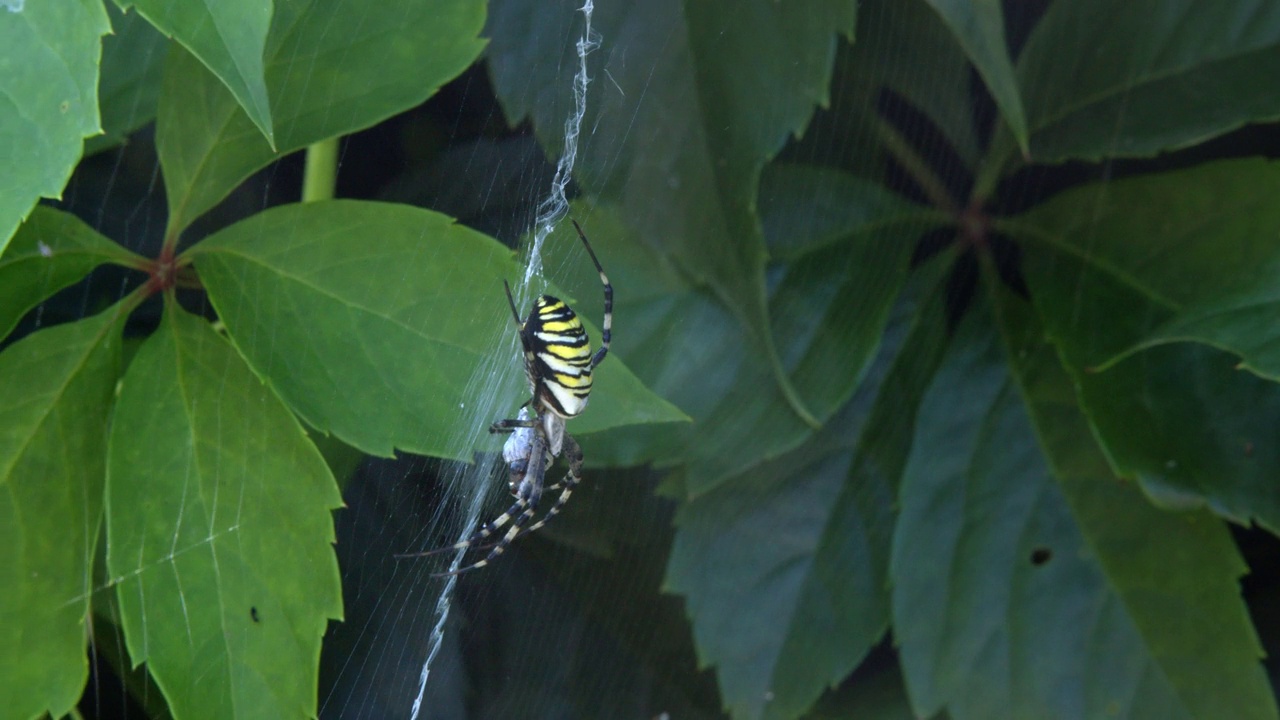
(407, 220, 611, 576)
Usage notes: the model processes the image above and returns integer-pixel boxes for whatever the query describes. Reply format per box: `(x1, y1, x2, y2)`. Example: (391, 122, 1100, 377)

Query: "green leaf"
(992, 286, 1277, 720)
(0, 206, 144, 342)
(666, 254, 953, 720)
(0, 305, 124, 719)
(1064, 160, 1280, 383)
(579, 184, 935, 494)
(116, 0, 273, 145)
(922, 0, 1027, 156)
(1008, 0, 1280, 166)
(489, 0, 856, 427)
(187, 200, 681, 460)
(759, 164, 948, 261)
(1012, 158, 1280, 531)
(86, 3, 167, 155)
(804, 664, 941, 720)
(0, 0, 110, 254)
(156, 0, 486, 233)
(107, 302, 342, 720)
(846, 0, 981, 167)
(892, 290, 1276, 720)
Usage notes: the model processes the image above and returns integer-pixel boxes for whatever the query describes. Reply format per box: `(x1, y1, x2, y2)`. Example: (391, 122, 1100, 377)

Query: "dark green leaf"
(845, 0, 981, 167)
(0, 206, 144, 342)
(308, 429, 364, 491)
(85, 3, 167, 155)
(1013, 158, 1280, 531)
(0, 0, 110, 253)
(0, 305, 124, 719)
(117, 0, 273, 144)
(1007, 0, 1280, 166)
(665, 253, 953, 720)
(994, 286, 1277, 720)
(804, 665, 942, 720)
(922, 0, 1027, 155)
(188, 200, 682, 460)
(759, 164, 946, 261)
(489, 0, 856, 426)
(107, 302, 342, 720)
(1068, 160, 1280, 383)
(156, 0, 486, 233)
(86, 612, 175, 720)
(892, 290, 1275, 720)
(578, 185, 934, 494)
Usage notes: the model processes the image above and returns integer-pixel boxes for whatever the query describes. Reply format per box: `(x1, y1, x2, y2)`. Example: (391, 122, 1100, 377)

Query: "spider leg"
(490, 400, 538, 434)
(571, 220, 612, 370)
(513, 433, 582, 537)
(489, 416, 537, 433)
(431, 424, 552, 577)
(502, 279, 522, 326)
(394, 492, 524, 560)
(443, 450, 582, 557)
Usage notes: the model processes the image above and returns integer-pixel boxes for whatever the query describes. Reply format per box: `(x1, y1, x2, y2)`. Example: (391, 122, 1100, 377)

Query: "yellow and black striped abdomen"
(521, 295, 594, 418)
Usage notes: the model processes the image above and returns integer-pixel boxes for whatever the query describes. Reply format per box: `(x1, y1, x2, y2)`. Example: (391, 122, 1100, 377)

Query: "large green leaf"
(804, 665, 937, 720)
(1002, 0, 1280, 167)
(187, 201, 682, 460)
(0, 0, 109, 254)
(0, 206, 144, 342)
(892, 291, 1275, 720)
(992, 288, 1277, 720)
(577, 181, 935, 494)
(845, 0, 982, 168)
(1066, 160, 1280, 383)
(666, 254, 952, 720)
(489, 0, 856, 426)
(0, 305, 123, 719)
(156, 0, 485, 233)
(758, 164, 950, 262)
(86, 3, 168, 155)
(922, 0, 1026, 155)
(107, 302, 342, 720)
(1011, 158, 1280, 531)
(116, 0, 273, 145)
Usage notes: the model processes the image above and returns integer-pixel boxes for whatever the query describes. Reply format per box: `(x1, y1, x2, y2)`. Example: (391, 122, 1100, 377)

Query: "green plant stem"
(874, 119, 960, 217)
(302, 139, 339, 203)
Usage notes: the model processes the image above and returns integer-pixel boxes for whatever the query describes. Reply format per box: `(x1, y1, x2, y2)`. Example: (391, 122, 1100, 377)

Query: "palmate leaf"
(107, 302, 342, 720)
(1075, 159, 1280, 383)
(1011, 158, 1280, 531)
(187, 200, 683, 461)
(488, 0, 856, 427)
(843, 0, 982, 168)
(992, 0, 1280, 170)
(665, 253, 953, 720)
(921, 0, 1026, 156)
(0, 206, 144, 342)
(0, 305, 124, 720)
(573, 178, 937, 495)
(86, 3, 168, 155)
(115, 0, 274, 145)
(891, 288, 1275, 720)
(156, 0, 486, 233)
(0, 0, 109, 254)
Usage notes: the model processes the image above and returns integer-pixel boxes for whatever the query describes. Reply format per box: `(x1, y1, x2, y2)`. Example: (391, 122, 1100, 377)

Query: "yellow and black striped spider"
(419, 220, 611, 576)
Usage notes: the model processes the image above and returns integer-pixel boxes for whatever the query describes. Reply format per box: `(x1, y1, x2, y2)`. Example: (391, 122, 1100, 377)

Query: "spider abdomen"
(522, 294, 593, 418)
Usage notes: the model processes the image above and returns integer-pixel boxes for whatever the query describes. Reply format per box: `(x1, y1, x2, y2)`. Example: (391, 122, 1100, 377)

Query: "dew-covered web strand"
(406, 3, 600, 718)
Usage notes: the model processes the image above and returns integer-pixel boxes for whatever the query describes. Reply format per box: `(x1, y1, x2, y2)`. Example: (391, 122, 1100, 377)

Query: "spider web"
(25, 0, 1245, 718)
